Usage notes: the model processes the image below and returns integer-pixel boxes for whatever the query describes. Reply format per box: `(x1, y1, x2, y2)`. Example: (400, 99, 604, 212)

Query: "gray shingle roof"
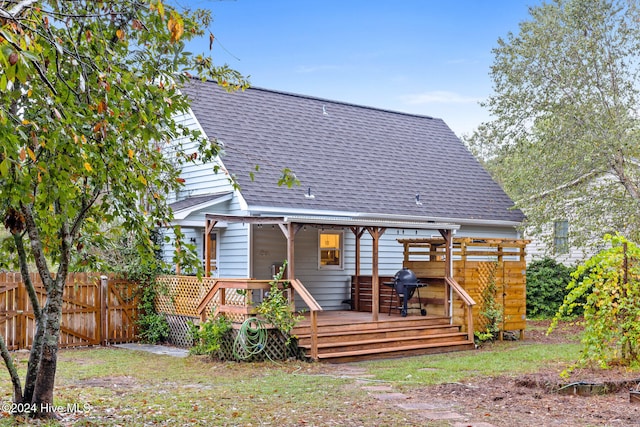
(181, 79, 524, 224)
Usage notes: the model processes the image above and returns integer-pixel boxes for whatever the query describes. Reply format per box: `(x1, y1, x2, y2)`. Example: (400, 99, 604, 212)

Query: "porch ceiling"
(204, 213, 460, 231)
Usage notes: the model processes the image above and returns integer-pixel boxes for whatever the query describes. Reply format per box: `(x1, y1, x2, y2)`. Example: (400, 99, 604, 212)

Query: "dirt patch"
(409, 320, 640, 426)
(71, 375, 139, 389)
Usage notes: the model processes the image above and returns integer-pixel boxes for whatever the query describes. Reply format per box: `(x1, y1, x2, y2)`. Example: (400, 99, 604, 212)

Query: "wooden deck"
(292, 310, 475, 363)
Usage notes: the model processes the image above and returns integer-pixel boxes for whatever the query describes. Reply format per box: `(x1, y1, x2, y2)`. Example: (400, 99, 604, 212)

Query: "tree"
(0, 0, 246, 418)
(549, 234, 640, 370)
(466, 0, 640, 250)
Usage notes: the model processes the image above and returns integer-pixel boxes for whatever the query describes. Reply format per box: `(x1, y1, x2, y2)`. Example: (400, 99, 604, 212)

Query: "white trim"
(318, 229, 344, 270)
(172, 192, 233, 220)
(171, 220, 228, 228)
(248, 206, 520, 228)
(245, 221, 252, 278)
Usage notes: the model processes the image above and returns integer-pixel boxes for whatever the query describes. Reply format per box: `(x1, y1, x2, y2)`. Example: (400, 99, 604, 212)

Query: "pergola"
(203, 214, 460, 321)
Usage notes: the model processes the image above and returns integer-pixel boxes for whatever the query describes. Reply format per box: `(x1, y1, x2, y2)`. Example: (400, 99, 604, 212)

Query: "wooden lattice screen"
(155, 275, 221, 347)
(399, 237, 529, 338)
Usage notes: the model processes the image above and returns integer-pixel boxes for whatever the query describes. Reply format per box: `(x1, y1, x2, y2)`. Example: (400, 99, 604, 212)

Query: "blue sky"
(181, 0, 540, 137)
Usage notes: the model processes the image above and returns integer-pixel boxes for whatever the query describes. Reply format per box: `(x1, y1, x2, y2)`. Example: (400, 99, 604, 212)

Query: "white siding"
(525, 224, 593, 266)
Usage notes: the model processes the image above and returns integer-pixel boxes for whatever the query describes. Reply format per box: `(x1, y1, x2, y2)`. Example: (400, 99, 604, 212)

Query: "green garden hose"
(232, 317, 268, 360)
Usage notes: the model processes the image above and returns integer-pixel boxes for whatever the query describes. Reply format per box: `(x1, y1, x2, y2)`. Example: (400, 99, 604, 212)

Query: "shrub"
(136, 284, 170, 344)
(188, 315, 232, 356)
(526, 257, 574, 319)
(549, 234, 640, 370)
(256, 260, 303, 342)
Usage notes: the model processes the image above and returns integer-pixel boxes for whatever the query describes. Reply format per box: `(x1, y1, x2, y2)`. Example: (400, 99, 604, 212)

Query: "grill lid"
(394, 267, 418, 285)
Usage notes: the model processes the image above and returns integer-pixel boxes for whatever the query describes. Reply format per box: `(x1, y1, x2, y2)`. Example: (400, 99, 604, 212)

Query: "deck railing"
(445, 276, 476, 341)
(195, 278, 323, 359)
(289, 279, 323, 359)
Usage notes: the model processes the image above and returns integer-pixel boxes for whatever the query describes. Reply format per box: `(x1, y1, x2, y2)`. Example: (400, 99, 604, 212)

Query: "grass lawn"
(0, 336, 581, 427)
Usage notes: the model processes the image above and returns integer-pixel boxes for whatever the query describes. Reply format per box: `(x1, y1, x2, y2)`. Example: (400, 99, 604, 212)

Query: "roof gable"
(181, 79, 524, 224)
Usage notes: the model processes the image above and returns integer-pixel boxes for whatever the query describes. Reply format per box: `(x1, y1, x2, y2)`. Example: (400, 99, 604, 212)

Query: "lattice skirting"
(164, 314, 196, 348)
(218, 328, 307, 362)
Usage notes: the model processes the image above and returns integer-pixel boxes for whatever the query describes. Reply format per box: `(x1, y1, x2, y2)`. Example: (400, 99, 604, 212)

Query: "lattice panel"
(164, 314, 196, 348)
(224, 289, 250, 307)
(155, 275, 217, 316)
(474, 262, 500, 332)
(217, 329, 305, 361)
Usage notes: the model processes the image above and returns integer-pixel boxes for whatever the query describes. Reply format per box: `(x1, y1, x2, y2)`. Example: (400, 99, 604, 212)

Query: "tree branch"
(0, 0, 38, 19)
(0, 334, 23, 405)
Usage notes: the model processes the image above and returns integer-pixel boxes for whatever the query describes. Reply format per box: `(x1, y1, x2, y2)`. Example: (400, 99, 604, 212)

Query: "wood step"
(295, 324, 462, 345)
(316, 340, 476, 363)
(300, 331, 469, 354)
(292, 316, 451, 336)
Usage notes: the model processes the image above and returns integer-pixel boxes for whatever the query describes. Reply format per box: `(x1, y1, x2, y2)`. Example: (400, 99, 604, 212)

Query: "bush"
(526, 257, 574, 319)
(188, 315, 232, 356)
(550, 234, 640, 370)
(256, 260, 303, 342)
(136, 284, 170, 344)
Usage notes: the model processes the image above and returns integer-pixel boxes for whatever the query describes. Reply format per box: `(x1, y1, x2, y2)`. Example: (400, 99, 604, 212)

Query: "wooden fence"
(0, 272, 139, 351)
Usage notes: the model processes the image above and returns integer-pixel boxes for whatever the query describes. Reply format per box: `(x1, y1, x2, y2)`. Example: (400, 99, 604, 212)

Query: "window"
(319, 231, 343, 269)
(553, 220, 569, 255)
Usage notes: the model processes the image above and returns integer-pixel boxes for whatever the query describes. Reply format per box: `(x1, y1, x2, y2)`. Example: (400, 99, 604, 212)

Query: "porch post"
(204, 219, 217, 277)
(439, 229, 453, 318)
(366, 227, 386, 321)
(175, 225, 181, 274)
(350, 227, 365, 311)
(278, 222, 302, 310)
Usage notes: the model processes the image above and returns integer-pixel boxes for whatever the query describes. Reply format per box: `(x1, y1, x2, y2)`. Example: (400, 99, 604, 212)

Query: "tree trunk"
(31, 276, 64, 418)
(12, 232, 45, 404)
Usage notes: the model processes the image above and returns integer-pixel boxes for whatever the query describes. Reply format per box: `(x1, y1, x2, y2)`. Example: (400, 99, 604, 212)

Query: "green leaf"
(0, 158, 8, 177)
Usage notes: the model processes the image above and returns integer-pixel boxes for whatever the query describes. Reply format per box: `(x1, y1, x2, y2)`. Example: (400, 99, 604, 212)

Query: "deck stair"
(293, 315, 475, 363)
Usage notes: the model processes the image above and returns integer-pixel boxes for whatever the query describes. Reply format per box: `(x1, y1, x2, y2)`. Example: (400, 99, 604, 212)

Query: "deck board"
(295, 310, 439, 327)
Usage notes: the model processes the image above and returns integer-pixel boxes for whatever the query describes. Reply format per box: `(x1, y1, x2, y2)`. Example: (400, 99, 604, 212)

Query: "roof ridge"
(188, 77, 438, 122)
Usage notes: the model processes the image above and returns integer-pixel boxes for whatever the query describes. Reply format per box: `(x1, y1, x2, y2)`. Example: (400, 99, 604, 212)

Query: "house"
(523, 170, 634, 266)
(160, 78, 527, 361)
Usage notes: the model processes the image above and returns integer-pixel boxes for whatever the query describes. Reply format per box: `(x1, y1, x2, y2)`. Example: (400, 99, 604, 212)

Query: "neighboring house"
(160, 79, 527, 359)
(525, 220, 594, 266)
(523, 171, 631, 266)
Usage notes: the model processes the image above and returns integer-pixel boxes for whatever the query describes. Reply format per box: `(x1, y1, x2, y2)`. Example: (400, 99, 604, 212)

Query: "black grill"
(383, 268, 428, 317)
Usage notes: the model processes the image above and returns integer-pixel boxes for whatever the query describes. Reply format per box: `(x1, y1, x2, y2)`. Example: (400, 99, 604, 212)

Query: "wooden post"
(16, 273, 26, 350)
(367, 227, 386, 322)
(204, 219, 217, 277)
(439, 229, 453, 318)
(310, 310, 319, 360)
(351, 227, 364, 311)
(286, 222, 295, 280)
(100, 275, 108, 346)
(466, 303, 474, 342)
